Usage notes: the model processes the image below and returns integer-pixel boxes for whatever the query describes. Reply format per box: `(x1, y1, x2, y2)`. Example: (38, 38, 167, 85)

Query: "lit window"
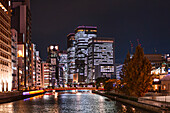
(55, 46, 58, 50)
(50, 46, 54, 50)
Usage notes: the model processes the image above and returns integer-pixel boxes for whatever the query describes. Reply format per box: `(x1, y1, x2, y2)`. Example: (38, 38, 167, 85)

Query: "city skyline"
(0, 1, 170, 112)
(31, 0, 170, 63)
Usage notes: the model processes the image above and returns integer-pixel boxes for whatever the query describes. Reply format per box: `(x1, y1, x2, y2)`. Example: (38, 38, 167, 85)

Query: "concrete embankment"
(0, 90, 45, 104)
(93, 91, 169, 113)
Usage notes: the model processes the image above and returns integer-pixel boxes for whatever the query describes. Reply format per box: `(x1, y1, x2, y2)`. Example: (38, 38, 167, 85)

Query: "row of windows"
(0, 11, 9, 23)
(0, 51, 10, 59)
(0, 36, 11, 45)
(0, 27, 10, 38)
(0, 19, 9, 31)
(0, 43, 11, 52)
(0, 60, 8, 66)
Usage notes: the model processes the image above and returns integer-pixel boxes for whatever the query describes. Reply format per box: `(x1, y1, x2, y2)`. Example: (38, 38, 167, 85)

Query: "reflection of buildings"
(75, 26, 97, 83)
(41, 61, 50, 88)
(0, 0, 12, 91)
(47, 45, 59, 87)
(11, 29, 18, 89)
(67, 33, 76, 84)
(87, 37, 115, 82)
(12, 0, 32, 88)
(59, 50, 67, 86)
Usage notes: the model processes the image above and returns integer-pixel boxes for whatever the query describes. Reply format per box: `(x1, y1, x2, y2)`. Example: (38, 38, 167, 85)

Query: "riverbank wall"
(93, 91, 169, 113)
(0, 90, 45, 104)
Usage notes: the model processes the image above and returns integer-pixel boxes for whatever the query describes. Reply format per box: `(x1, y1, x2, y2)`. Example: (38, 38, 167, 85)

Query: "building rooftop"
(75, 26, 97, 33)
(161, 74, 170, 81)
(67, 33, 75, 38)
(77, 26, 97, 29)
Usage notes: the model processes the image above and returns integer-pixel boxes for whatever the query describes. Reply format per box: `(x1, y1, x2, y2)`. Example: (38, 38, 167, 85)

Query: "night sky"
(30, 0, 170, 63)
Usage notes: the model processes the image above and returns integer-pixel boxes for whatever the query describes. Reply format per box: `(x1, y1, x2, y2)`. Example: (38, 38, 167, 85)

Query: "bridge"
(45, 87, 104, 92)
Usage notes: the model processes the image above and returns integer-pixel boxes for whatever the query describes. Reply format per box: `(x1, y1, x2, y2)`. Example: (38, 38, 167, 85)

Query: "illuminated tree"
(120, 45, 152, 97)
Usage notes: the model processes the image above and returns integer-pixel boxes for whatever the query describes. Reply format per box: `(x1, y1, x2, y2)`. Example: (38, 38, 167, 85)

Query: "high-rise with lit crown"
(75, 26, 97, 83)
(0, 0, 12, 91)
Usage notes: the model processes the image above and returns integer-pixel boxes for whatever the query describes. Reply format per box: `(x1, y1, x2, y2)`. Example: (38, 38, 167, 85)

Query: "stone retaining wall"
(0, 91, 44, 104)
(93, 91, 168, 113)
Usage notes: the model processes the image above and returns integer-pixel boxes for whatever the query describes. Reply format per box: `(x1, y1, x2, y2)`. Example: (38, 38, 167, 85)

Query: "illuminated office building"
(67, 33, 76, 84)
(0, 0, 12, 91)
(41, 61, 50, 88)
(11, 0, 32, 88)
(35, 51, 42, 88)
(75, 26, 97, 83)
(47, 45, 59, 87)
(59, 50, 67, 86)
(87, 37, 115, 82)
(32, 43, 36, 87)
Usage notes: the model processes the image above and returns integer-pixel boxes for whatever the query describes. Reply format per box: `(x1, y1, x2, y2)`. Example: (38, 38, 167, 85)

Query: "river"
(0, 90, 151, 113)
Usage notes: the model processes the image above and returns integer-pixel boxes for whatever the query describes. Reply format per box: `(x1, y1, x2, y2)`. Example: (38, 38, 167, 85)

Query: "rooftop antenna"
(130, 41, 133, 54)
(154, 48, 157, 53)
(137, 39, 141, 46)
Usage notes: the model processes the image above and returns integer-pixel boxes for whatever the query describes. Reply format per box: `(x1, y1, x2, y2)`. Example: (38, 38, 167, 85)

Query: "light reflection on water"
(0, 91, 150, 113)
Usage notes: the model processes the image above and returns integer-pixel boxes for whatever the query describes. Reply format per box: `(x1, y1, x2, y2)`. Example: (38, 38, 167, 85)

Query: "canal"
(0, 90, 151, 113)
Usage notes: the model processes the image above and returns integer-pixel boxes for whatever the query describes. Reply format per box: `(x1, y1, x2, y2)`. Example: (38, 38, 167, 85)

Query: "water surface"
(0, 90, 151, 113)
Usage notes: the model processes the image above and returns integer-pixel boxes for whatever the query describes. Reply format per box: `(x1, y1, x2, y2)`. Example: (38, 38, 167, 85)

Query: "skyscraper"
(59, 50, 67, 87)
(47, 45, 59, 87)
(0, 0, 12, 91)
(75, 26, 97, 83)
(11, 0, 32, 88)
(87, 37, 115, 82)
(67, 33, 76, 84)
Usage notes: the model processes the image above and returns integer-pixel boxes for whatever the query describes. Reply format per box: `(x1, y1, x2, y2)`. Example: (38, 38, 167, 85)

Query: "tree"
(119, 45, 152, 97)
(96, 77, 109, 89)
(104, 79, 117, 91)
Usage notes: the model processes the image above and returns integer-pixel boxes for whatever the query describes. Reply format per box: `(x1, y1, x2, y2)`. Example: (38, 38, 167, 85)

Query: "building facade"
(32, 43, 36, 87)
(11, 29, 18, 89)
(35, 51, 42, 88)
(75, 26, 97, 83)
(67, 33, 76, 84)
(59, 50, 67, 87)
(116, 64, 123, 80)
(0, 0, 12, 91)
(47, 45, 59, 87)
(87, 37, 115, 82)
(11, 0, 32, 88)
(41, 61, 50, 88)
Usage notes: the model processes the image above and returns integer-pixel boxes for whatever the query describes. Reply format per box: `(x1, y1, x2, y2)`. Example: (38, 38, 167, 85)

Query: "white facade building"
(75, 26, 97, 83)
(87, 37, 115, 82)
(0, 1, 12, 91)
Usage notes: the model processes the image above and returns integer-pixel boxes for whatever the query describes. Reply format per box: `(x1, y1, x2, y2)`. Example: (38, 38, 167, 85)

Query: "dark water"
(0, 90, 151, 113)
